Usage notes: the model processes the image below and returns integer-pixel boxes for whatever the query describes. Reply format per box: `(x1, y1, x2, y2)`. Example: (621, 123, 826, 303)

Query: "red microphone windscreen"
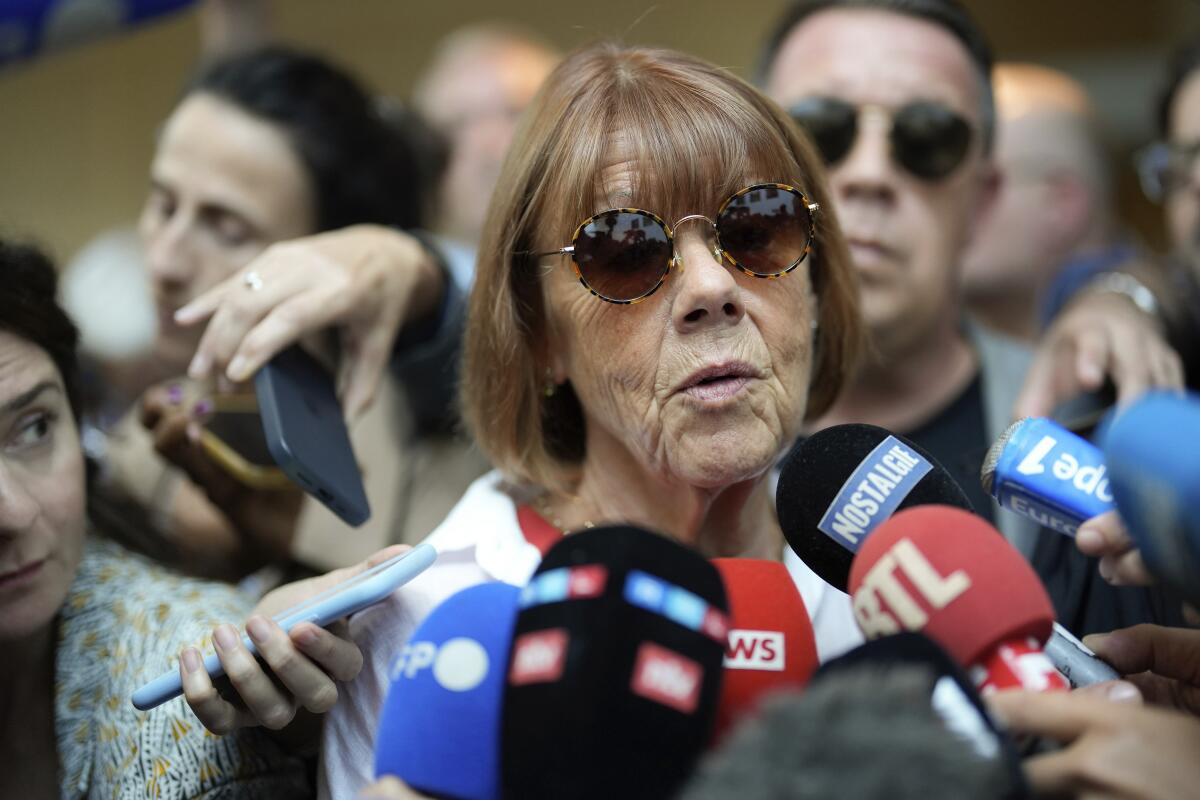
(711, 559, 817, 743)
(846, 506, 1054, 669)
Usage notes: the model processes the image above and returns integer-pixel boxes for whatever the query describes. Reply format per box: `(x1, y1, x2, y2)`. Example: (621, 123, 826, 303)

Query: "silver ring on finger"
(243, 270, 264, 292)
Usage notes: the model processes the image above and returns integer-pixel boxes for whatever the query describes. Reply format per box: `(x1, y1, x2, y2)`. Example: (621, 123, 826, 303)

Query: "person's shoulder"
(58, 537, 311, 799)
(422, 470, 522, 552)
(967, 321, 1033, 376)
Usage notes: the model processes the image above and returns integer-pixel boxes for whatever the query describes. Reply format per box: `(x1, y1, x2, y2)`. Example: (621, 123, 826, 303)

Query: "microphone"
(1103, 391, 1200, 606)
(777, 423, 974, 591)
(710, 558, 818, 743)
(373, 581, 521, 800)
(848, 505, 1067, 694)
(981, 417, 1115, 537)
(682, 633, 1029, 800)
(502, 525, 729, 800)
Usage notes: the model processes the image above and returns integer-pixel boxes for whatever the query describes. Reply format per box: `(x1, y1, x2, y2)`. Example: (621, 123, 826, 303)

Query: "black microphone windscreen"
(501, 525, 729, 800)
(777, 423, 973, 591)
(683, 633, 1030, 800)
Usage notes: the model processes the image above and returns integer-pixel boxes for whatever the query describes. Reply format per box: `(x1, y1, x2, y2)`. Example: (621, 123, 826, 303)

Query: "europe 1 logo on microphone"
(987, 418, 1115, 536)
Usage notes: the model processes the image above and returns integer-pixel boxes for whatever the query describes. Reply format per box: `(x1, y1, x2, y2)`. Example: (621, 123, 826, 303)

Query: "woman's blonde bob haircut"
(462, 42, 862, 492)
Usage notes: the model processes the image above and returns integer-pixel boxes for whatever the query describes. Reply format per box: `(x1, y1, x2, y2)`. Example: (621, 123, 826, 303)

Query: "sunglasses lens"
(891, 102, 971, 180)
(789, 97, 857, 165)
(717, 185, 813, 276)
(573, 210, 672, 302)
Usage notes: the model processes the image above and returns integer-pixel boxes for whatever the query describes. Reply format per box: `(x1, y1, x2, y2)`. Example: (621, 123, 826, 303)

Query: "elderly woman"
(310, 42, 865, 796)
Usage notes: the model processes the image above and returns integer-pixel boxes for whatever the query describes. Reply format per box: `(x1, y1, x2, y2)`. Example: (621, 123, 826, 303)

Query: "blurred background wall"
(1, 0, 1197, 264)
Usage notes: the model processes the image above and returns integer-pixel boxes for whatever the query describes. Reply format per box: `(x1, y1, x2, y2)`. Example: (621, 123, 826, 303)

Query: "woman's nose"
(670, 225, 745, 331)
(143, 215, 195, 290)
(0, 463, 39, 535)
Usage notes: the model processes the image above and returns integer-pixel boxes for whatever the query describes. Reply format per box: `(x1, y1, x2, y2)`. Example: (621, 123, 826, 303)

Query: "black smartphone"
(255, 346, 371, 526)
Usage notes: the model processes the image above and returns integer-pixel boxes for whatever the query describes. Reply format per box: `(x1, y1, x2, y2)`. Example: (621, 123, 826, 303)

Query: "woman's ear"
(538, 284, 570, 387)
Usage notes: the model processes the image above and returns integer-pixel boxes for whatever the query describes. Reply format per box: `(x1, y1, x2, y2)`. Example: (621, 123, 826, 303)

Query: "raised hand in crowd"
(176, 224, 444, 419)
(139, 382, 303, 570)
(180, 545, 408, 740)
(991, 688, 1200, 800)
(1014, 289, 1184, 419)
(1075, 510, 1155, 587)
(1082, 624, 1200, 719)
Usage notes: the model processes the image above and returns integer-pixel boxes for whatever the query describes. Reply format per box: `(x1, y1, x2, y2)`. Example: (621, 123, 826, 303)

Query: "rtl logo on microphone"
(724, 629, 785, 671)
(852, 538, 972, 638)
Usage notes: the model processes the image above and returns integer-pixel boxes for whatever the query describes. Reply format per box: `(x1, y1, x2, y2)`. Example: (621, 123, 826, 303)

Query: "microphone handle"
(1045, 622, 1121, 688)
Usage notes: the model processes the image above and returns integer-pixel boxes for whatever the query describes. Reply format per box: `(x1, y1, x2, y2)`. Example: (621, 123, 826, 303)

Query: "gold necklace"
(534, 493, 596, 535)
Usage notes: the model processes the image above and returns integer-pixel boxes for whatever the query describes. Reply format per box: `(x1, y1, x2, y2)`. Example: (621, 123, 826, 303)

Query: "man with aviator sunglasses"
(760, 0, 1186, 637)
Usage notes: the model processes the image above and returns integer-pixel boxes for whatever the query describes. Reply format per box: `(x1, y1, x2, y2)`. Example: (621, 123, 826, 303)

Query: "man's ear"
(967, 161, 1003, 246)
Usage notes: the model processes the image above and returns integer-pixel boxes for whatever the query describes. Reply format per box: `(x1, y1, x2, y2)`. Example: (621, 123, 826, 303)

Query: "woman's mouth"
(678, 362, 757, 404)
(0, 559, 44, 591)
(683, 375, 751, 402)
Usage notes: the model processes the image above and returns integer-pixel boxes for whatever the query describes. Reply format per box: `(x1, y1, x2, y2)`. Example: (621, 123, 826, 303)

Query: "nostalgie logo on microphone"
(817, 436, 932, 549)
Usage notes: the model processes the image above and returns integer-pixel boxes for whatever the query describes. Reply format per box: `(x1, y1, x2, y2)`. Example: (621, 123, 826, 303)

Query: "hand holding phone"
(256, 346, 371, 526)
(132, 543, 437, 711)
(197, 393, 292, 490)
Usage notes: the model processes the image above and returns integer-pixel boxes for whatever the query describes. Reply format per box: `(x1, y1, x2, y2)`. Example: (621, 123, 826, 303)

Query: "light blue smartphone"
(131, 543, 437, 711)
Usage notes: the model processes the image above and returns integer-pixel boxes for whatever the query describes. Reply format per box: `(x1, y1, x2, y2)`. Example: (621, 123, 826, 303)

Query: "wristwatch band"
(1082, 271, 1161, 320)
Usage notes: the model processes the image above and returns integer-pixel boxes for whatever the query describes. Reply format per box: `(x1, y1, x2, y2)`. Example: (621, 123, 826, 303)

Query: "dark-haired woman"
(0, 239, 393, 798)
(100, 46, 484, 580)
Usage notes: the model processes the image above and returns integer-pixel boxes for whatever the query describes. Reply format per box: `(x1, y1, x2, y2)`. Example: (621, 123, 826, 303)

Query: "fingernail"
(1076, 526, 1102, 550)
(188, 353, 210, 380)
(246, 616, 272, 645)
(181, 647, 201, 674)
(227, 356, 249, 382)
(1107, 681, 1141, 703)
(192, 399, 213, 418)
(175, 304, 199, 324)
(167, 384, 184, 405)
(213, 625, 239, 653)
(294, 626, 319, 647)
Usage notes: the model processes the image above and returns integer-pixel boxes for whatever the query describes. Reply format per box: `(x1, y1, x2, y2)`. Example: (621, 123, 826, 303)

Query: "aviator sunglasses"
(535, 182, 819, 304)
(789, 96, 973, 181)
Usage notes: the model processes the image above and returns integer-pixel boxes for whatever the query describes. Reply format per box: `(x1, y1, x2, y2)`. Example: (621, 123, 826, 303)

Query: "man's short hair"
(758, 0, 996, 151)
(1157, 38, 1200, 139)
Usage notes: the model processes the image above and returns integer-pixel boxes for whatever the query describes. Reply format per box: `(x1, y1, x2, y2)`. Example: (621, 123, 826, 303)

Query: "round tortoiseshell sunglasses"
(534, 182, 819, 304)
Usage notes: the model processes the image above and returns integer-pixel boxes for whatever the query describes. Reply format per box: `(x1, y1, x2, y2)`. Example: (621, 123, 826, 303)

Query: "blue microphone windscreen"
(982, 417, 1114, 536)
(1103, 391, 1200, 605)
(374, 582, 521, 800)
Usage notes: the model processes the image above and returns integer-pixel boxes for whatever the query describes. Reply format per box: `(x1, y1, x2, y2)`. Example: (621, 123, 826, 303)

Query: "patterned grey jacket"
(56, 536, 311, 799)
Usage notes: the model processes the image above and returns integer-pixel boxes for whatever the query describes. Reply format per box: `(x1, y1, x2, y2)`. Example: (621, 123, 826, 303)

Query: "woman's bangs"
(527, 54, 807, 242)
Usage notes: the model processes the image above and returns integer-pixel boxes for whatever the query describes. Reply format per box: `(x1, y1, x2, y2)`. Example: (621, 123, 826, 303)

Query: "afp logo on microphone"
(389, 637, 492, 693)
(724, 629, 786, 671)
